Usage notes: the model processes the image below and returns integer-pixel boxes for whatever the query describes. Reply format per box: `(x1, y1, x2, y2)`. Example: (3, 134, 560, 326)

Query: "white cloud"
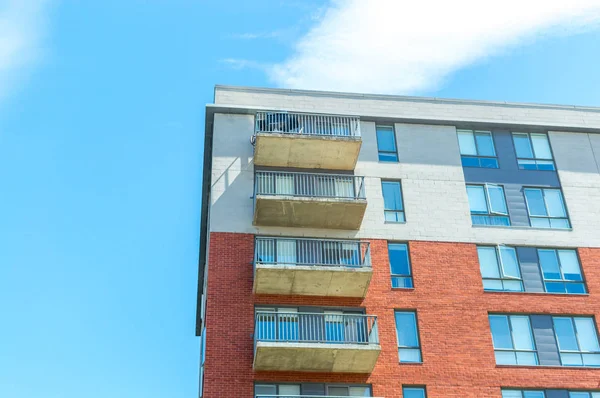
(220, 58, 266, 70)
(228, 31, 283, 40)
(268, 0, 600, 94)
(0, 0, 50, 102)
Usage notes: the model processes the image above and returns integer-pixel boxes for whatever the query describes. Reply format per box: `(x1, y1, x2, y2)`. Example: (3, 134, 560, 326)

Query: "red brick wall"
(203, 232, 600, 398)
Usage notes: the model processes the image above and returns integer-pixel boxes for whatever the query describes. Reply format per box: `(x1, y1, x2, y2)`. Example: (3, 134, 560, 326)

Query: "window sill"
(392, 287, 415, 291)
(472, 224, 573, 232)
(483, 290, 589, 298)
(496, 364, 600, 370)
(398, 361, 423, 365)
(385, 221, 407, 225)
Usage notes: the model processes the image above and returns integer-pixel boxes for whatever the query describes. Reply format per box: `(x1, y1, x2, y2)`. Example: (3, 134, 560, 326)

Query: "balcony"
(253, 171, 367, 230)
(253, 312, 380, 373)
(253, 111, 362, 170)
(253, 237, 372, 297)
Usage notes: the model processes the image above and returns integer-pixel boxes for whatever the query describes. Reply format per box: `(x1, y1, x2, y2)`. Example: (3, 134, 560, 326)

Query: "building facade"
(196, 86, 600, 398)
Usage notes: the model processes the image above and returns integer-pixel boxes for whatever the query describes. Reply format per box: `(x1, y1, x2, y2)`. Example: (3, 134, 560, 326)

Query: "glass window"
(502, 390, 546, 398)
(569, 393, 600, 398)
(512, 132, 555, 170)
(255, 384, 300, 397)
(524, 188, 570, 229)
(376, 125, 398, 162)
(403, 386, 427, 398)
(382, 181, 405, 222)
(395, 311, 422, 363)
(553, 316, 600, 367)
(388, 243, 412, 288)
(538, 249, 586, 294)
(457, 130, 499, 168)
(467, 184, 510, 226)
(477, 246, 523, 292)
(489, 314, 538, 365)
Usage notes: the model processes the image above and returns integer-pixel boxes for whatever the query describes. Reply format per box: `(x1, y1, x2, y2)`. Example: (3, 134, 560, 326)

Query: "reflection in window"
(538, 249, 586, 294)
(501, 390, 546, 398)
(403, 386, 427, 398)
(553, 316, 600, 367)
(512, 132, 555, 170)
(376, 125, 398, 162)
(457, 130, 498, 168)
(467, 184, 510, 226)
(477, 246, 523, 292)
(524, 188, 570, 229)
(489, 314, 538, 365)
(388, 243, 412, 288)
(395, 311, 422, 363)
(382, 181, 405, 222)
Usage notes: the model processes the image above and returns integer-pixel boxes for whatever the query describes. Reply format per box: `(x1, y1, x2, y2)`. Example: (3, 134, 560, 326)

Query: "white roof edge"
(214, 84, 600, 113)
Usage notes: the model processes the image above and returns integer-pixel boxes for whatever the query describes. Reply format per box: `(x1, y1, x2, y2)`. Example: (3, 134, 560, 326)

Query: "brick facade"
(203, 232, 600, 398)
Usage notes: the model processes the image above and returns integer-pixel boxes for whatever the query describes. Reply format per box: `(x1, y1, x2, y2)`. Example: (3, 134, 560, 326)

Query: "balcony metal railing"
(255, 237, 371, 269)
(255, 111, 361, 137)
(254, 312, 379, 345)
(255, 171, 366, 200)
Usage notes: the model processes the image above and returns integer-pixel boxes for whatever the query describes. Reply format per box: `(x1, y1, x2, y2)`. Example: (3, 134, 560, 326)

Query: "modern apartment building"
(196, 85, 600, 398)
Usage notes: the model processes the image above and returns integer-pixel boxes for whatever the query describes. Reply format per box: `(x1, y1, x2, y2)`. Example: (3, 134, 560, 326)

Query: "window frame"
(457, 129, 499, 168)
(523, 187, 570, 229)
(552, 316, 600, 367)
(512, 132, 556, 171)
(394, 310, 422, 363)
(388, 242, 413, 289)
(381, 180, 405, 223)
(537, 248, 587, 294)
(402, 385, 428, 398)
(466, 184, 511, 226)
(501, 389, 546, 398)
(376, 125, 399, 162)
(255, 383, 373, 397)
(477, 245, 524, 292)
(489, 314, 539, 366)
(568, 392, 600, 398)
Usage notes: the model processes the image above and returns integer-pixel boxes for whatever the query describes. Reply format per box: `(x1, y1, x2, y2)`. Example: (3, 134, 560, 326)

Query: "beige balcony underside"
(253, 341, 381, 373)
(253, 264, 372, 297)
(253, 196, 367, 230)
(253, 133, 361, 170)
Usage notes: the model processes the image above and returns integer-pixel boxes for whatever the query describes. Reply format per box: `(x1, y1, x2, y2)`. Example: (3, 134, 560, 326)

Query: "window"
(327, 386, 372, 396)
(467, 184, 510, 226)
(477, 246, 523, 292)
(553, 316, 600, 367)
(382, 181, 405, 222)
(256, 384, 372, 397)
(403, 386, 427, 398)
(255, 384, 300, 397)
(524, 188, 570, 228)
(388, 243, 412, 288)
(376, 125, 398, 162)
(199, 328, 206, 397)
(569, 393, 600, 398)
(489, 314, 538, 365)
(457, 130, 498, 168)
(538, 249, 586, 294)
(502, 390, 546, 398)
(395, 311, 422, 363)
(512, 133, 555, 170)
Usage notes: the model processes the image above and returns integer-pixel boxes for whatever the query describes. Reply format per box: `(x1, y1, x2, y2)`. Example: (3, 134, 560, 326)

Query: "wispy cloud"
(0, 0, 51, 102)
(228, 31, 283, 40)
(268, 0, 600, 94)
(220, 58, 266, 71)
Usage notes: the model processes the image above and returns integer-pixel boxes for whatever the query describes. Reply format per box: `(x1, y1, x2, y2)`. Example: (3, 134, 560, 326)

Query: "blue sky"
(0, 1, 599, 398)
